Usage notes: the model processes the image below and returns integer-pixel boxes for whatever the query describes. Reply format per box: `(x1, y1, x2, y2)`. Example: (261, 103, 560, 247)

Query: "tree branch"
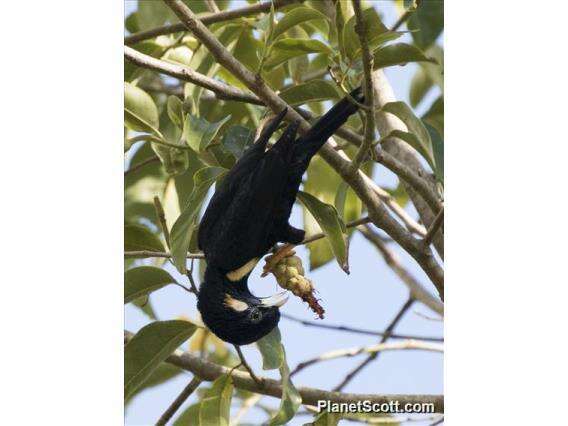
(123, 331, 444, 413)
(124, 46, 262, 105)
(291, 339, 442, 376)
(372, 70, 444, 259)
(155, 376, 202, 426)
(162, 0, 443, 295)
(333, 297, 415, 391)
(359, 225, 443, 316)
(125, 0, 299, 45)
(422, 206, 444, 247)
(235, 345, 263, 386)
(124, 250, 204, 259)
(124, 155, 160, 177)
(280, 313, 442, 342)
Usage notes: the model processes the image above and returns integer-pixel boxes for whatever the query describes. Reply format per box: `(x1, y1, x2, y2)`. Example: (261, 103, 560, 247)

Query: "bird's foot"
(261, 244, 296, 277)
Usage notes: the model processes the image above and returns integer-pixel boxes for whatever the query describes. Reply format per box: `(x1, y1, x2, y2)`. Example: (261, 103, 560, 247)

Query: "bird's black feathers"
(197, 88, 364, 345)
(198, 88, 364, 272)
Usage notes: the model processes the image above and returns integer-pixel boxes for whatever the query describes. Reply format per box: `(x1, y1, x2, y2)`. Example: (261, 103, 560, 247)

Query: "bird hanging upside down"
(197, 88, 363, 345)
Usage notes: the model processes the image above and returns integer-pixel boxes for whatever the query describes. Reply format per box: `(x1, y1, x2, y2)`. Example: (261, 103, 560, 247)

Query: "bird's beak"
(259, 291, 289, 308)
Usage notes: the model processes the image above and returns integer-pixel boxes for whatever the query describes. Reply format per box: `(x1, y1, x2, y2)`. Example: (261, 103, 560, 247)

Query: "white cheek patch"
(226, 257, 260, 282)
(224, 294, 249, 312)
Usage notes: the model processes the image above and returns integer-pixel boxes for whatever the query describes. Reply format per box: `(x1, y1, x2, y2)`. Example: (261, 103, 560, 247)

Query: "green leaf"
(298, 191, 349, 273)
(124, 83, 161, 137)
(269, 359, 302, 425)
(408, 0, 444, 49)
(183, 114, 232, 152)
(124, 224, 164, 252)
(170, 167, 227, 273)
(334, 0, 348, 59)
(310, 410, 342, 426)
(256, 327, 285, 370)
(124, 266, 178, 304)
(382, 101, 434, 169)
(342, 7, 390, 60)
(124, 320, 197, 399)
(174, 375, 233, 426)
(125, 363, 182, 405)
(174, 402, 200, 426)
(167, 96, 185, 129)
(409, 67, 433, 108)
(422, 95, 444, 135)
(279, 80, 340, 106)
(137, 0, 172, 30)
(303, 152, 365, 270)
(373, 43, 436, 70)
(221, 125, 254, 160)
(264, 39, 332, 70)
(162, 45, 193, 66)
(125, 13, 139, 34)
(386, 130, 434, 171)
(272, 6, 328, 40)
(425, 122, 444, 184)
(199, 375, 234, 425)
(131, 295, 158, 320)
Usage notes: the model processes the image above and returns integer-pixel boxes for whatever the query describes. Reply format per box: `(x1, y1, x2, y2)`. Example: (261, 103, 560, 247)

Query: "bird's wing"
(198, 125, 296, 272)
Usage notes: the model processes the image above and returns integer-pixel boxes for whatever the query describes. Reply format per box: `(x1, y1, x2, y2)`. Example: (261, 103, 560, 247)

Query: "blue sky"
(125, 1, 443, 424)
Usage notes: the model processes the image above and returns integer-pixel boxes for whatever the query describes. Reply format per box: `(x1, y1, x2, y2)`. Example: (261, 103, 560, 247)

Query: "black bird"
(197, 88, 363, 345)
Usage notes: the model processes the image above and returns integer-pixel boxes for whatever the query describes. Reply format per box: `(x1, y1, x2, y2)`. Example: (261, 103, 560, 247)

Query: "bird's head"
(197, 267, 288, 345)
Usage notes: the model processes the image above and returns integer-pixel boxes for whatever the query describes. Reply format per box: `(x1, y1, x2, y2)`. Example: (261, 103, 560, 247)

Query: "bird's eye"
(250, 309, 262, 323)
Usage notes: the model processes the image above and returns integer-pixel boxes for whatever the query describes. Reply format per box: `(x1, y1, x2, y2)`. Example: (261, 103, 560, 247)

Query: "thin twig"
(204, 0, 220, 13)
(333, 297, 415, 391)
(155, 376, 203, 426)
(235, 345, 264, 387)
(391, 0, 422, 31)
(292, 339, 442, 376)
(125, 0, 298, 45)
(153, 196, 171, 249)
(126, 133, 191, 151)
(124, 330, 444, 412)
(124, 250, 205, 259)
(125, 46, 263, 105)
(281, 313, 442, 342)
(428, 416, 444, 426)
(375, 150, 443, 214)
(124, 155, 160, 177)
(186, 259, 200, 295)
(422, 206, 444, 247)
(359, 224, 443, 315)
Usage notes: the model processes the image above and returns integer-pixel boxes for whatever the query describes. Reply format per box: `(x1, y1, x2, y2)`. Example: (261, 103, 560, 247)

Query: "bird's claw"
(261, 244, 296, 277)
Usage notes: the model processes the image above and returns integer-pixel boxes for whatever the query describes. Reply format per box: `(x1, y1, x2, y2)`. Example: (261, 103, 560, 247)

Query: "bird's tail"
(294, 86, 363, 163)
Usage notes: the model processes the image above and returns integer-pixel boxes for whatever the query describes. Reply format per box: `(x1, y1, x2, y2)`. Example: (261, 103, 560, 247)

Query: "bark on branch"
(125, 0, 299, 45)
(124, 331, 444, 413)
